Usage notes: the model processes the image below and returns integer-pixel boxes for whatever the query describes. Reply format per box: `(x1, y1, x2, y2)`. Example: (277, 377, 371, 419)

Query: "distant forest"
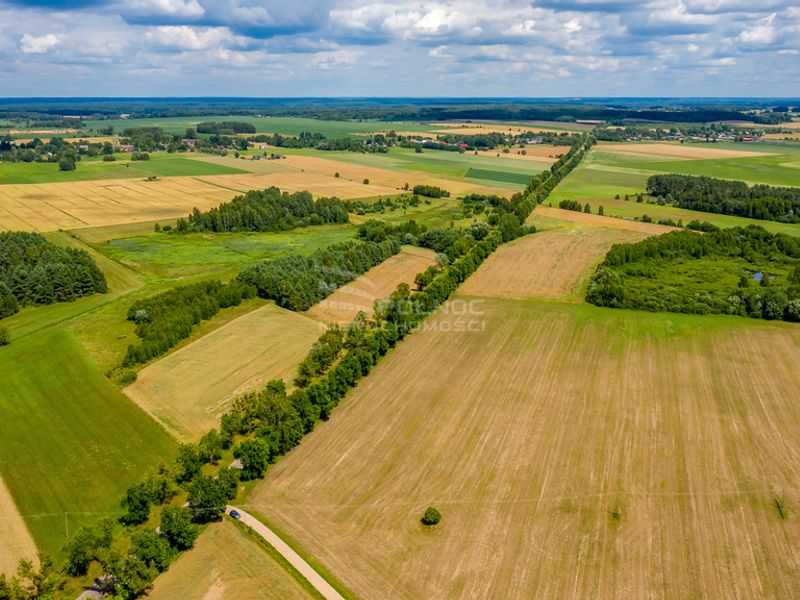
(1, 97, 794, 124)
(0, 232, 107, 318)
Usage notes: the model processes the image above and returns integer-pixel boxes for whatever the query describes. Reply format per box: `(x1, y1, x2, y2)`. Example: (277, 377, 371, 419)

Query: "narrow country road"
(225, 505, 345, 600)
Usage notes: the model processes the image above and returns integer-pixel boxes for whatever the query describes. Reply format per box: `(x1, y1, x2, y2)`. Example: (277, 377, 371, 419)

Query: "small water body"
(752, 271, 764, 281)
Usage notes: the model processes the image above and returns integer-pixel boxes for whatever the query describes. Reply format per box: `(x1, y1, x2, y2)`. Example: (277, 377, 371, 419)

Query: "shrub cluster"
(0, 231, 107, 319)
(237, 238, 401, 311)
(181, 187, 349, 233)
(412, 184, 450, 198)
(586, 225, 800, 322)
(123, 280, 255, 366)
(647, 174, 800, 223)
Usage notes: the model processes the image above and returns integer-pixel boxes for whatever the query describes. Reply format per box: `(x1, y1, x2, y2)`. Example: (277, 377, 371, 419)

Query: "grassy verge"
(229, 518, 325, 600)
(244, 508, 358, 600)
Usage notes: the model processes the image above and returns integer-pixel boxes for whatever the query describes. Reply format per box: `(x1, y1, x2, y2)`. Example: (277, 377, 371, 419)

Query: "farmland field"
(549, 142, 800, 236)
(307, 245, 437, 324)
(0, 477, 37, 576)
(97, 224, 356, 280)
(125, 303, 323, 441)
(248, 219, 800, 599)
(0, 154, 248, 185)
(0, 170, 395, 232)
(0, 328, 176, 556)
(148, 520, 314, 600)
(459, 220, 663, 302)
(83, 115, 439, 138)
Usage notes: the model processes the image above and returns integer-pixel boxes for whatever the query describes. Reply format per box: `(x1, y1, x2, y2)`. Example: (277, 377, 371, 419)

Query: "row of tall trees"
(181, 187, 349, 233)
(122, 280, 255, 366)
(646, 174, 800, 223)
(237, 238, 401, 311)
(0, 232, 107, 319)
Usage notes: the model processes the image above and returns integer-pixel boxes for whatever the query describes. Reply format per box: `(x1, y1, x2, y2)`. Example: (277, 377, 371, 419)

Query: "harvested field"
(531, 205, 675, 234)
(478, 145, 571, 162)
(459, 226, 650, 301)
(595, 142, 770, 160)
(148, 520, 313, 600)
(273, 154, 518, 196)
(125, 303, 323, 441)
(307, 246, 437, 324)
(0, 176, 235, 232)
(249, 295, 800, 600)
(0, 169, 396, 232)
(0, 477, 37, 576)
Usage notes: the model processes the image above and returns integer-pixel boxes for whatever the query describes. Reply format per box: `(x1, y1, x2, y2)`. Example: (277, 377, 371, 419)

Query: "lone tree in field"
(0, 327, 9, 346)
(421, 506, 442, 526)
(59, 156, 76, 171)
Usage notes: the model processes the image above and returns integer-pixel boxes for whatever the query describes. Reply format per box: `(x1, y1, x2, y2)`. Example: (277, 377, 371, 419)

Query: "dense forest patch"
(0, 231, 106, 319)
(178, 187, 349, 233)
(586, 225, 800, 322)
(647, 174, 800, 223)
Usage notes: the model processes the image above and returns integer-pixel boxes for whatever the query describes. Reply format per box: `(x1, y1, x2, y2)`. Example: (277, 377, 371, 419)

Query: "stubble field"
(147, 520, 314, 600)
(124, 303, 324, 441)
(0, 478, 37, 576)
(247, 213, 800, 599)
(307, 246, 437, 324)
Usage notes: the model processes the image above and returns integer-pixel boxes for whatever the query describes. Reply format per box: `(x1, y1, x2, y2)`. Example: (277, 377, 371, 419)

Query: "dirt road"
(225, 506, 344, 600)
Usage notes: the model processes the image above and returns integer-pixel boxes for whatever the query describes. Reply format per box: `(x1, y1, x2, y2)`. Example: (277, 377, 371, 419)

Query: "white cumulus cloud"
(20, 33, 59, 54)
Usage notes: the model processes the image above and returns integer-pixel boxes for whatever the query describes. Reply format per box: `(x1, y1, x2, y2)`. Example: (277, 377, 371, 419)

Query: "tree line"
(646, 174, 800, 223)
(122, 280, 255, 366)
(196, 121, 256, 135)
(586, 225, 800, 322)
(174, 187, 349, 233)
(238, 238, 401, 311)
(0, 232, 107, 320)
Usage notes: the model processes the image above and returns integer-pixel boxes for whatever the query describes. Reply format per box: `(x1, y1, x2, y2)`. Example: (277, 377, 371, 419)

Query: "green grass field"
(550, 143, 800, 235)
(0, 328, 176, 556)
(98, 224, 358, 280)
(0, 154, 249, 184)
(83, 116, 438, 138)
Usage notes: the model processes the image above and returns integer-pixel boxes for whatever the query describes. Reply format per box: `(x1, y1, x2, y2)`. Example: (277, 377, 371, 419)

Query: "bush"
(58, 156, 76, 171)
(0, 327, 9, 346)
(421, 507, 441, 526)
(131, 152, 150, 161)
(117, 369, 137, 385)
(102, 154, 116, 162)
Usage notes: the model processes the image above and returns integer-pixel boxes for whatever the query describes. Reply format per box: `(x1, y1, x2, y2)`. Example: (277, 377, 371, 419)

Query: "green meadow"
(0, 328, 176, 556)
(0, 153, 248, 184)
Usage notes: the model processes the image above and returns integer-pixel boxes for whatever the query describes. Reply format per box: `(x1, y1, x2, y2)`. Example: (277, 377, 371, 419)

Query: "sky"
(0, 0, 798, 97)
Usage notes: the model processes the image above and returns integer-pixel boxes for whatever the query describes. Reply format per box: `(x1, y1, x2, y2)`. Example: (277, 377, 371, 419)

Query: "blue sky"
(0, 0, 798, 97)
